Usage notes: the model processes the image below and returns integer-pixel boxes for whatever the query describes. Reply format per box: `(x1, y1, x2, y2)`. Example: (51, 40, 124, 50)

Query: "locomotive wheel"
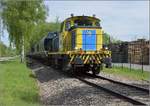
(92, 69, 100, 75)
(84, 64, 90, 73)
(92, 66, 100, 75)
(71, 65, 84, 75)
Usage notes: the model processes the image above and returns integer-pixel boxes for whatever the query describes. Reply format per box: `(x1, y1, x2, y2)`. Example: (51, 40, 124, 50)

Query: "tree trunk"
(20, 36, 25, 63)
(0, 17, 2, 57)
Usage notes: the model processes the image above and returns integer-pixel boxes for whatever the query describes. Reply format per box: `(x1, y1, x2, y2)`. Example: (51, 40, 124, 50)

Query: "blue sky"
(1, 1, 149, 46)
(45, 1, 149, 41)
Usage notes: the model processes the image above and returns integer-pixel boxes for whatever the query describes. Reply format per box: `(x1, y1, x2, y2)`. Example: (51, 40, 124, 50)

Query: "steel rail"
(28, 58, 147, 105)
(76, 76, 146, 105)
(86, 73, 149, 93)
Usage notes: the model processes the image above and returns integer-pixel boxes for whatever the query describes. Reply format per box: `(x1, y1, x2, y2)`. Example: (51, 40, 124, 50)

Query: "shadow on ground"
(26, 58, 70, 83)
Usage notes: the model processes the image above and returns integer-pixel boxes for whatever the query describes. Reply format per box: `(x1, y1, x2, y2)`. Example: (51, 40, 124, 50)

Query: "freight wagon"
(28, 15, 112, 75)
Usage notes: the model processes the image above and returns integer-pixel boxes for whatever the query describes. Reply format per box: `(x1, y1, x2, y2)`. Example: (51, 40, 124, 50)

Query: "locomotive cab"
(60, 15, 103, 52)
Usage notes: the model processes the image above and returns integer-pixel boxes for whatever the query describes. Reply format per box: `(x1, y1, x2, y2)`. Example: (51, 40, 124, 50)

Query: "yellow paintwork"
(60, 16, 103, 52)
(48, 49, 111, 64)
(75, 28, 103, 51)
(56, 16, 111, 64)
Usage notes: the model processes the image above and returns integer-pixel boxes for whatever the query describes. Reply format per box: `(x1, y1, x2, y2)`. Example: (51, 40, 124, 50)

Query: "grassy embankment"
(0, 59, 39, 106)
(103, 66, 150, 81)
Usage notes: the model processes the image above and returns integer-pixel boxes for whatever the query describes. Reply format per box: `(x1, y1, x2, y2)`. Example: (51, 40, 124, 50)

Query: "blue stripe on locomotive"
(82, 30, 96, 51)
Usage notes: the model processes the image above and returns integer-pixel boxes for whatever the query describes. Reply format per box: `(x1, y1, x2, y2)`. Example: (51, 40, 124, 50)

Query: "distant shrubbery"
(28, 21, 60, 52)
(103, 32, 122, 45)
(0, 41, 16, 57)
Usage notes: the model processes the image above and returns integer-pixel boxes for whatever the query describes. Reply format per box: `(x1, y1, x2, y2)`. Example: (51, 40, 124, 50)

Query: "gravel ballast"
(86, 76, 150, 105)
(100, 72, 149, 89)
(29, 61, 134, 106)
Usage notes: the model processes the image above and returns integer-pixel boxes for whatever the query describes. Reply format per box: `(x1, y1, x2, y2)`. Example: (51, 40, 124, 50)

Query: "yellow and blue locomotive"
(30, 15, 111, 75)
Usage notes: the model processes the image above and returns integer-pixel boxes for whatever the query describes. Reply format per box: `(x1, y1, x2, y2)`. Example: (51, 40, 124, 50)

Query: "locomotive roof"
(63, 16, 100, 23)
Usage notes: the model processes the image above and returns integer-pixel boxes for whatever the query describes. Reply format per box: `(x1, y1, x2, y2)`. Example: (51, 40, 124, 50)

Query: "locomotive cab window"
(74, 19, 92, 27)
(95, 21, 100, 27)
(65, 21, 71, 31)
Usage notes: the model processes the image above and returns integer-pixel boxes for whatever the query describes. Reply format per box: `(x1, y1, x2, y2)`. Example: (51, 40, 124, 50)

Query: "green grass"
(0, 59, 39, 106)
(103, 66, 150, 81)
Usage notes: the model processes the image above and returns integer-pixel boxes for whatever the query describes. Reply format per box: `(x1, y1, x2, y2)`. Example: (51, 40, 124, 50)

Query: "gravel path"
(29, 61, 133, 106)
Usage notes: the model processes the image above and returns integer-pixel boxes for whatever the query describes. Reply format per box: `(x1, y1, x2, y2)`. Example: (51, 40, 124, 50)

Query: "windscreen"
(74, 19, 93, 27)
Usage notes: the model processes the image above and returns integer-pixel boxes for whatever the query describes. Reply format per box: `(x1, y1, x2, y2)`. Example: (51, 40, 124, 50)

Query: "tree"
(103, 32, 122, 45)
(0, 41, 16, 57)
(0, 41, 6, 57)
(27, 20, 60, 52)
(27, 16, 60, 51)
(103, 32, 110, 45)
(0, 0, 46, 62)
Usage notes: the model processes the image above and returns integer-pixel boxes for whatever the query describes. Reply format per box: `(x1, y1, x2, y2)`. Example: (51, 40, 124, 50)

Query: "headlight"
(105, 47, 108, 50)
(75, 47, 78, 50)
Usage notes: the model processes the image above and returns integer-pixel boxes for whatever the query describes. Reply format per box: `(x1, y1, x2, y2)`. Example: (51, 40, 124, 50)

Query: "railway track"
(86, 73, 149, 93)
(28, 58, 149, 105)
(75, 73, 149, 105)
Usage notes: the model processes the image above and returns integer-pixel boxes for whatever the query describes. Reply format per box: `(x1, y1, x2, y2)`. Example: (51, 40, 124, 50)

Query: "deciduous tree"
(0, 0, 46, 62)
